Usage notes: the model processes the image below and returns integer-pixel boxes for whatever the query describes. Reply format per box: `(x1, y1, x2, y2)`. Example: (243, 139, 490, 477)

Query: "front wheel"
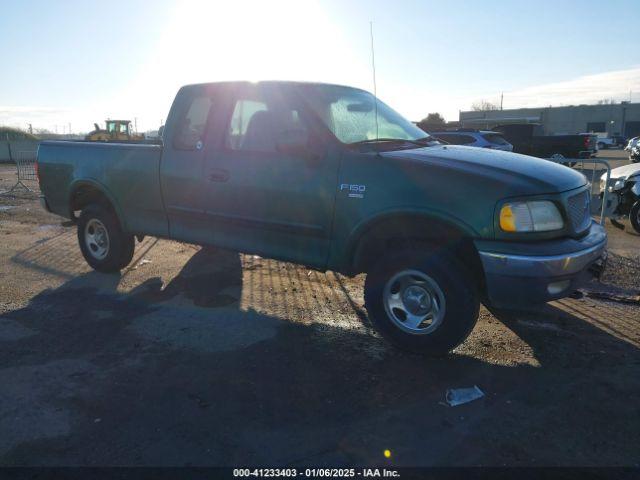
(630, 201, 640, 234)
(364, 250, 480, 356)
(77, 204, 135, 272)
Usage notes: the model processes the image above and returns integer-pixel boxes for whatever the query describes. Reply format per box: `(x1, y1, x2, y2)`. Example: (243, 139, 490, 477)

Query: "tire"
(364, 250, 480, 356)
(77, 204, 135, 272)
(630, 201, 640, 234)
(597, 142, 606, 150)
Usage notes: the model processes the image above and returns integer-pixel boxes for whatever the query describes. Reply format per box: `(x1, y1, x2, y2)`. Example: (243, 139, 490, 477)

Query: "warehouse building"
(459, 102, 640, 138)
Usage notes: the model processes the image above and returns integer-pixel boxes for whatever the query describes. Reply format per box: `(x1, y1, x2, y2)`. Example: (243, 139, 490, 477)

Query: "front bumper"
(476, 221, 607, 306)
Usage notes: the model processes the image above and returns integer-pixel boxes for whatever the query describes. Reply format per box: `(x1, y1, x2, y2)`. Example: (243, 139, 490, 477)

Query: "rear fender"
(68, 179, 127, 231)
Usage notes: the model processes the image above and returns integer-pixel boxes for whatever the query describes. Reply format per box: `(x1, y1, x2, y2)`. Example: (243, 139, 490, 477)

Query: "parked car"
(493, 123, 597, 160)
(429, 129, 513, 151)
(611, 135, 627, 147)
(594, 134, 616, 150)
(37, 81, 607, 355)
(600, 162, 640, 233)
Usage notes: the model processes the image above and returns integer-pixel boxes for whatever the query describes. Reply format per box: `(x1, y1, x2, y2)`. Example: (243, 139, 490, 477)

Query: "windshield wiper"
(414, 136, 440, 144)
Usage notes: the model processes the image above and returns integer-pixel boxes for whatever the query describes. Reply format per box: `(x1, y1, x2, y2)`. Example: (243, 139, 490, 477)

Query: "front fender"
(339, 207, 479, 274)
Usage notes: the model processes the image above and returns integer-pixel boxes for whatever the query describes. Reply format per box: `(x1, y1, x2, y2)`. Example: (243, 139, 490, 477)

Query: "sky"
(1, 0, 639, 133)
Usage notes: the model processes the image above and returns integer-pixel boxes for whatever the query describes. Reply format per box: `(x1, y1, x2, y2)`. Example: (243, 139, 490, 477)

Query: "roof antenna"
(370, 21, 379, 140)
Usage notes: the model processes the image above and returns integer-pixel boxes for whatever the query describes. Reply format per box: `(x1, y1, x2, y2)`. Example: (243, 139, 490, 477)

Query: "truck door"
(203, 84, 339, 269)
(160, 86, 220, 245)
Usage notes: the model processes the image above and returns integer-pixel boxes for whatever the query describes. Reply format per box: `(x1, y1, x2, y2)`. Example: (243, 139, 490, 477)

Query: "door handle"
(208, 169, 230, 182)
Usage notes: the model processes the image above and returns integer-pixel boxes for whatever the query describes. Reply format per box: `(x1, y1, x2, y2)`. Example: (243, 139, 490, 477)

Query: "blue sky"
(1, 0, 639, 132)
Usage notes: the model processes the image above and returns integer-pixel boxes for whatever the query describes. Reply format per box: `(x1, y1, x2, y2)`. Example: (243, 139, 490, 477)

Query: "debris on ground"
(445, 386, 485, 406)
(584, 290, 640, 305)
(137, 258, 152, 267)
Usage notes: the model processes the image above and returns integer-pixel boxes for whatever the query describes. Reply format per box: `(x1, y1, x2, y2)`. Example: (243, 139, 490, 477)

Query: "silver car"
(430, 129, 514, 152)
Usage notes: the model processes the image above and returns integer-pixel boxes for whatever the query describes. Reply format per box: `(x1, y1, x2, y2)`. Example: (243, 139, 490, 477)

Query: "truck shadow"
(11, 228, 161, 281)
(1, 247, 639, 466)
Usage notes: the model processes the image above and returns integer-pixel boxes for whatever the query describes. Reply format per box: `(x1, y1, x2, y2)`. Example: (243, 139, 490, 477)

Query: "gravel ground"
(0, 164, 639, 467)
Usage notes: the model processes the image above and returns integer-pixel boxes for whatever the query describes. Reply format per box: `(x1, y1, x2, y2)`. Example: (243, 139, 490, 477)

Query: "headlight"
(500, 200, 564, 232)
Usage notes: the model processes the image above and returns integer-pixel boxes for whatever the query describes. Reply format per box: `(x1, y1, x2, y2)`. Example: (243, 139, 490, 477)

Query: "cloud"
(472, 66, 640, 111)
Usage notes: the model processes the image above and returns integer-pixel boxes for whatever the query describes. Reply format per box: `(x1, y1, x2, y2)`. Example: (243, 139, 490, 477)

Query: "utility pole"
(28, 123, 33, 134)
(500, 92, 504, 110)
(134, 117, 138, 133)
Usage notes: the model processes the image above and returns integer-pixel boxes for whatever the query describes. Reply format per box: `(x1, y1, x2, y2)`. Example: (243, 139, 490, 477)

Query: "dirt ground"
(0, 154, 638, 467)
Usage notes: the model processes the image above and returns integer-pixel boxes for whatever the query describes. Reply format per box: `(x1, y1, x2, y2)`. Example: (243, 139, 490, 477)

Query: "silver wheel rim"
(383, 269, 446, 335)
(84, 218, 110, 260)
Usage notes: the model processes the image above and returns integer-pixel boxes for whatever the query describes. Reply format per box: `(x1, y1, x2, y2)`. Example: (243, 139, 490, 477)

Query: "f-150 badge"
(340, 183, 366, 199)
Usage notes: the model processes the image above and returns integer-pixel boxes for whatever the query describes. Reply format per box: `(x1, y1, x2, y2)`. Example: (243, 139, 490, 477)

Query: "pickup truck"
(37, 81, 607, 355)
(493, 123, 597, 160)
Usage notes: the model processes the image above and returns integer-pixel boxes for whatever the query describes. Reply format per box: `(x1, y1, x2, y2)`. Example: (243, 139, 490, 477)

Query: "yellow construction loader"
(85, 120, 144, 142)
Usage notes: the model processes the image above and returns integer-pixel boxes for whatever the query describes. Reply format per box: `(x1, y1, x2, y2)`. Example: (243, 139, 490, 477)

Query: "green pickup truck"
(37, 81, 607, 355)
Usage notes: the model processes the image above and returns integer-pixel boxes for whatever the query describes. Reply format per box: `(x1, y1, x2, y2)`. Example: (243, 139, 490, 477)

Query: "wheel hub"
(84, 218, 110, 260)
(382, 269, 446, 335)
(402, 285, 432, 315)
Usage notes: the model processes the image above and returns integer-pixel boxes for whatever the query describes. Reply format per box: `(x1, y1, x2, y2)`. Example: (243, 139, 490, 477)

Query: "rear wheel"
(364, 250, 479, 356)
(77, 204, 135, 272)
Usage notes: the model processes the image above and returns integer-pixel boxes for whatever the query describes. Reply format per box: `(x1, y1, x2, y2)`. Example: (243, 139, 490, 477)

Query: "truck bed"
(37, 141, 169, 237)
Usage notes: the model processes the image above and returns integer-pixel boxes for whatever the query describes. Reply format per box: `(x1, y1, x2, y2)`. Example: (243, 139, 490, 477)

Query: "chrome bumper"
(479, 240, 606, 278)
(477, 222, 607, 306)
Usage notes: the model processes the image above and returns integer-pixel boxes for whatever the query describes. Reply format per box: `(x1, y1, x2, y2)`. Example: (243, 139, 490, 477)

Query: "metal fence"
(9, 150, 38, 193)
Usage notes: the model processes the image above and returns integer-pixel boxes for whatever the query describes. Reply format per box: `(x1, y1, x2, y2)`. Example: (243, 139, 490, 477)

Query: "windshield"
(298, 84, 428, 144)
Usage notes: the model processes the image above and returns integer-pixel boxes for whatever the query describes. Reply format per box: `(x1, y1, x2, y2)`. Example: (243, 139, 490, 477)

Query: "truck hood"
(599, 162, 640, 182)
(381, 145, 587, 195)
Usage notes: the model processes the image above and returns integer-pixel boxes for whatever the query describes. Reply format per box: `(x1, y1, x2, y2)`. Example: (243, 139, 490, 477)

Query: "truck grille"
(567, 190, 591, 233)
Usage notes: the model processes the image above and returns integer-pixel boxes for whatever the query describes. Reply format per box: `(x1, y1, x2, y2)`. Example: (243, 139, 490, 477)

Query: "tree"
(416, 112, 446, 131)
(471, 100, 500, 111)
(421, 112, 446, 125)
